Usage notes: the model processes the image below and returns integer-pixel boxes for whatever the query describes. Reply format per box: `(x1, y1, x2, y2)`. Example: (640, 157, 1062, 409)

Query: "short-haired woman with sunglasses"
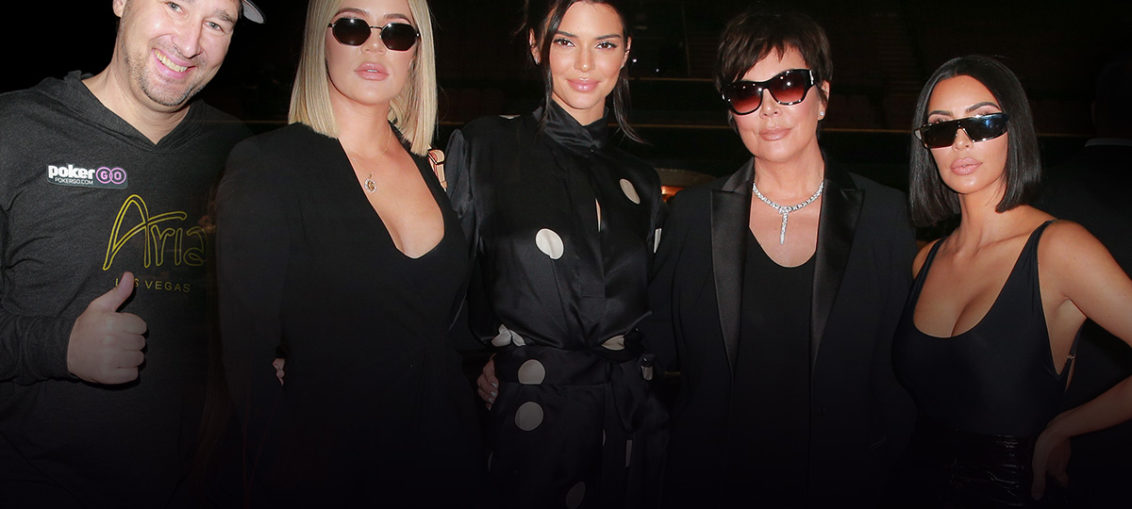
(445, 0, 666, 507)
(215, 0, 485, 505)
(639, 6, 917, 506)
(888, 54, 1132, 508)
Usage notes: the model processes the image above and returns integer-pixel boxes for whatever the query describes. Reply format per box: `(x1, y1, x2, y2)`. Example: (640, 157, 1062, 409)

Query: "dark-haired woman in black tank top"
(893, 55, 1132, 507)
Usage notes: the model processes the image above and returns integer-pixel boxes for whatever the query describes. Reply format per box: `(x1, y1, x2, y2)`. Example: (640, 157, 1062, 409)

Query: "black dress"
(217, 124, 484, 507)
(445, 103, 666, 508)
(891, 220, 1074, 507)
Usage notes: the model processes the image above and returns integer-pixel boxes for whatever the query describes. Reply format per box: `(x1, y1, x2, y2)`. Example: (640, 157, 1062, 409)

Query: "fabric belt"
(493, 337, 658, 433)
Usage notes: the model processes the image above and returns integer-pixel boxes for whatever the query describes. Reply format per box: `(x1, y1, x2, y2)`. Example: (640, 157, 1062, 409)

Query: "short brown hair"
(714, 6, 832, 105)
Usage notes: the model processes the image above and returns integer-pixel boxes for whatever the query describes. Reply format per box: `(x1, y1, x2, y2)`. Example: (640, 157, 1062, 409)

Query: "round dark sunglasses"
(721, 69, 815, 115)
(915, 113, 1009, 148)
(328, 18, 420, 51)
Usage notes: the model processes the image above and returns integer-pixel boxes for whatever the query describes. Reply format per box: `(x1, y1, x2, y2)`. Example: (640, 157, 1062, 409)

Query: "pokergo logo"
(46, 163, 128, 189)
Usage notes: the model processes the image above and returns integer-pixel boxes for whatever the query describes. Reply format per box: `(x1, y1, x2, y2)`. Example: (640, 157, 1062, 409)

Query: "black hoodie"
(0, 71, 249, 507)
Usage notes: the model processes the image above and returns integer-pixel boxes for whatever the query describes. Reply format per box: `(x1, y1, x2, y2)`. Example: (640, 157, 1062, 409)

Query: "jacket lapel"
(711, 160, 754, 373)
(810, 161, 862, 365)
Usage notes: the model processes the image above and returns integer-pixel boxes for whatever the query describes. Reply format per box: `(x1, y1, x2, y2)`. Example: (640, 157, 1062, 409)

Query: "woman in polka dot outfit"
(445, 0, 665, 507)
(639, 7, 917, 507)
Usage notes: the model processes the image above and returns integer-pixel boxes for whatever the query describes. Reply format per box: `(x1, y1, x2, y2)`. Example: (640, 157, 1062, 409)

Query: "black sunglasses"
(328, 18, 420, 51)
(721, 69, 815, 115)
(915, 113, 1009, 148)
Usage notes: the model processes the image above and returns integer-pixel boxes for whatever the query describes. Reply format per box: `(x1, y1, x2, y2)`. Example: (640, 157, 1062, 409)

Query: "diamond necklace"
(751, 178, 824, 244)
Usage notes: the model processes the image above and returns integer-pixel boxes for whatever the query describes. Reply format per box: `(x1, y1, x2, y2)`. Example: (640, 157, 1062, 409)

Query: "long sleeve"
(444, 129, 477, 253)
(216, 137, 290, 451)
(640, 192, 690, 374)
(444, 128, 499, 346)
(0, 146, 75, 384)
(0, 292, 75, 383)
(875, 196, 917, 466)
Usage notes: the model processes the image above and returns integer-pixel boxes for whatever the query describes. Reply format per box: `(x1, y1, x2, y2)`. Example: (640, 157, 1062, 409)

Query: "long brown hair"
(523, 0, 641, 142)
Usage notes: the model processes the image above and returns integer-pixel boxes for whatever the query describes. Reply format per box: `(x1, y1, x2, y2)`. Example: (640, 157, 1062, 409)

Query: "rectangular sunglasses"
(721, 69, 815, 115)
(915, 113, 1009, 148)
(328, 18, 420, 51)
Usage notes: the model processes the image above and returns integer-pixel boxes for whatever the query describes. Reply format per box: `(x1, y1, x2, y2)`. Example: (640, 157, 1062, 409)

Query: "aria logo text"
(46, 163, 128, 189)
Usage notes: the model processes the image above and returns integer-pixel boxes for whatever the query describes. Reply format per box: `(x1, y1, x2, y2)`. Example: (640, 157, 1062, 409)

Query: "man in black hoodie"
(0, 1, 263, 507)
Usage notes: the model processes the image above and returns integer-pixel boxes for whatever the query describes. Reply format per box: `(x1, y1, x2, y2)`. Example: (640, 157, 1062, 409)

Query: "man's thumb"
(90, 272, 136, 311)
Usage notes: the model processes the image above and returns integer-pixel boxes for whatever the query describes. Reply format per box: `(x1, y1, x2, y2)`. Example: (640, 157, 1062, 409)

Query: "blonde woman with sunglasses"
(215, 0, 484, 506)
(888, 55, 1132, 508)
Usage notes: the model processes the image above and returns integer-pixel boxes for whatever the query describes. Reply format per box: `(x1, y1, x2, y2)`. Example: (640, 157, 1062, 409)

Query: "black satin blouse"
(446, 102, 663, 351)
(445, 103, 666, 508)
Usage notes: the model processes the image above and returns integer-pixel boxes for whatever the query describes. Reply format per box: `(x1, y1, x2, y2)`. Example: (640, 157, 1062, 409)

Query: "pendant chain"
(751, 179, 824, 244)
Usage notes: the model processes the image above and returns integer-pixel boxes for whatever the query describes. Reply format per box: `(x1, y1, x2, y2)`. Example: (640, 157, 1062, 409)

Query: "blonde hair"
(288, 0, 438, 155)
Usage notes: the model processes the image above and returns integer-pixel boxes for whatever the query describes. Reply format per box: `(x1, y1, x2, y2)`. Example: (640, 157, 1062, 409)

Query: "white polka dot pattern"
(492, 324, 526, 347)
(601, 335, 626, 351)
(535, 228, 564, 259)
(619, 179, 641, 204)
(515, 401, 544, 431)
(491, 325, 512, 347)
(566, 481, 586, 509)
(517, 359, 546, 384)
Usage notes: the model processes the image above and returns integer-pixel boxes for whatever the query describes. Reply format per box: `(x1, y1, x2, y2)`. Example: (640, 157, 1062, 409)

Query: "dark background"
(4, 0, 1130, 189)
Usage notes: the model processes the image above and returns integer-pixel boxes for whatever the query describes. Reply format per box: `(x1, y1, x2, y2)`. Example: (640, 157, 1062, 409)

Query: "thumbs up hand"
(66, 272, 149, 384)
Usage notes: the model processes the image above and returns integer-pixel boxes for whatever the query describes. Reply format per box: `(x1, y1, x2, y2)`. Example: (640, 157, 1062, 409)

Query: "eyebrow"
(965, 101, 1001, 113)
(213, 9, 236, 24)
(554, 30, 623, 40)
(178, 0, 234, 24)
(334, 7, 413, 24)
(927, 101, 1002, 117)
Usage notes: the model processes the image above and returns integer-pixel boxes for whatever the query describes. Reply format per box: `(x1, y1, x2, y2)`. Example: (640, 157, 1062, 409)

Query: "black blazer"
(642, 158, 916, 507)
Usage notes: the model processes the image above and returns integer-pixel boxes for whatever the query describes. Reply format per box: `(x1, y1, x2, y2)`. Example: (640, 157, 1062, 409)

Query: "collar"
(719, 152, 857, 194)
(535, 101, 610, 154)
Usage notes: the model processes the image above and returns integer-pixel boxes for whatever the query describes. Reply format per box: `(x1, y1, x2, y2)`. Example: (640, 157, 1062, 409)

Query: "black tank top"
(724, 234, 814, 500)
(892, 220, 1074, 437)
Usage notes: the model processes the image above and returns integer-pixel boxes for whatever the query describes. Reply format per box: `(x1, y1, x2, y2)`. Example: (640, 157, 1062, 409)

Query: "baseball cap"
(242, 1, 265, 23)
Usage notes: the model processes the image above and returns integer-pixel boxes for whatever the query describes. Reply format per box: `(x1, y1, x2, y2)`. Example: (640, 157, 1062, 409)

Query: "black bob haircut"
(908, 55, 1041, 228)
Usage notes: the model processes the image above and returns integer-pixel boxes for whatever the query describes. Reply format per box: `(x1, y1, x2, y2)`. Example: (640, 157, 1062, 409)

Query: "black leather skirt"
(886, 420, 1067, 508)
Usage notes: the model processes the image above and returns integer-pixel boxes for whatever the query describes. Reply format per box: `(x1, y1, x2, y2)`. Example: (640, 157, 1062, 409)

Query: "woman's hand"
(273, 358, 285, 386)
(1031, 416, 1071, 500)
(476, 355, 498, 410)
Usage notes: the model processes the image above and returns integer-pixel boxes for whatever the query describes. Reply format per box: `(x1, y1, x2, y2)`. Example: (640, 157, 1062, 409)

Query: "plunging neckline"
(911, 231, 1035, 340)
(335, 138, 447, 261)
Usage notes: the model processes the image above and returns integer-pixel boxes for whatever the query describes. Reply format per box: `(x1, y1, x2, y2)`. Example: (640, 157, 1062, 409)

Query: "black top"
(445, 103, 665, 508)
(217, 124, 483, 507)
(641, 158, 917, 507)
(893, 220, 1072, 436)
(447, 102, 663, 350)
(726, 235, 814, 500)
(0, 71, 249, 507)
